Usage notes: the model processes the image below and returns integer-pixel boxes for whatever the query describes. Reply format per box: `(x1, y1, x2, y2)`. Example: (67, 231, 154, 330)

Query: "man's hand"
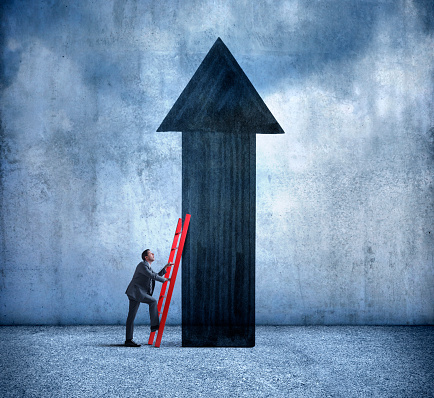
(164, 262, 174, 269)
(165, 277, 171, 282)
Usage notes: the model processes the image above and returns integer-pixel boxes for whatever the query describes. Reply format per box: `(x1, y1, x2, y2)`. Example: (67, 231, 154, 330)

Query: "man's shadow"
(97, 342, 182, 348)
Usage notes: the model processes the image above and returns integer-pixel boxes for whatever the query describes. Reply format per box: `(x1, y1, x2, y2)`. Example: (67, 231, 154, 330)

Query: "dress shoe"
(125, 339, 141, 347)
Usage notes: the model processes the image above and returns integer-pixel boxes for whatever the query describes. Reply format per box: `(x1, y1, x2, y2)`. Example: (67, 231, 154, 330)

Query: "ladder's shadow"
(152, 341, 182, 348)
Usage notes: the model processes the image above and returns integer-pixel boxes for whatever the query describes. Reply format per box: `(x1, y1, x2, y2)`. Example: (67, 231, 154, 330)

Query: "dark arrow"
(158, 37, 284, 347)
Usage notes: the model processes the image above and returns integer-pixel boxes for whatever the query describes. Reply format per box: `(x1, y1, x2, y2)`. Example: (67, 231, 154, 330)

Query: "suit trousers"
(125, 295, 159, 340)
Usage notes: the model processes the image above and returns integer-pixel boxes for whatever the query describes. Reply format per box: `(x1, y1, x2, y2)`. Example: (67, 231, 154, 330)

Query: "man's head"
(142, 249, 155, 263)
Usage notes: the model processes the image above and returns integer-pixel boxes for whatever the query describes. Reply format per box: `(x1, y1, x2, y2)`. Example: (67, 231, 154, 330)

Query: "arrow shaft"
(182, 131, 255, 347)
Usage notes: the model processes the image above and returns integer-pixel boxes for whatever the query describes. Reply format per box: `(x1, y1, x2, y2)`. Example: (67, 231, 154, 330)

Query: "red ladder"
(148, 214, 191, 347)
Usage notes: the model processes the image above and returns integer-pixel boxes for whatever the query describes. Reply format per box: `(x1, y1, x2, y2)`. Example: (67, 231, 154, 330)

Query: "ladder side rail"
(158, 218, 183, 312)
(154, 214, 191, 347)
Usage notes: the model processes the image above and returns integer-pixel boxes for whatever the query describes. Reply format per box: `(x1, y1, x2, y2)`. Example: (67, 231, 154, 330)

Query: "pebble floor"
(0, 326, 433, 397)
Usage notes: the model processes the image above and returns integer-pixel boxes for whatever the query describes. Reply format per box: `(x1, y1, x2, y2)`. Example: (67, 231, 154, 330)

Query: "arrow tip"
(158, 37, 285, 134)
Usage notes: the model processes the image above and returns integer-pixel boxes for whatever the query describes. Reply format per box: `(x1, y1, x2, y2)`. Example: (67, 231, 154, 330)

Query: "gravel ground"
(0, 326, 433, 397)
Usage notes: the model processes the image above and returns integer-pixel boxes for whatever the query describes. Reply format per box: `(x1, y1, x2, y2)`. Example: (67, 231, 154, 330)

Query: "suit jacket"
(125, 261, 167, 301)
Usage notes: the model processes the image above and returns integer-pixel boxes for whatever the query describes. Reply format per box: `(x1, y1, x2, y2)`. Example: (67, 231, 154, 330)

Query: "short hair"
(142, 249, 150, 261)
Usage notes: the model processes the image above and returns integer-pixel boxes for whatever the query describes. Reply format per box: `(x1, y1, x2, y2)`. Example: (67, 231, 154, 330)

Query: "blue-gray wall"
(1, 0, 433, 325)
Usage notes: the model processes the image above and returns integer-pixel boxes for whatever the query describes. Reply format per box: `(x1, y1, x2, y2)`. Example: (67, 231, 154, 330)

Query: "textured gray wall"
(1, 0, 433, 325)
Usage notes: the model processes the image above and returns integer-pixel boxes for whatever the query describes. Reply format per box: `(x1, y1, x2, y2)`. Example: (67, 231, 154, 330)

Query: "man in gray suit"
(125, 249, 172, 347)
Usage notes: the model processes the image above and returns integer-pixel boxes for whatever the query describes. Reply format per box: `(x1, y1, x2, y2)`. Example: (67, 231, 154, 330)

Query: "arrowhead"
(158, 38, 284, 134)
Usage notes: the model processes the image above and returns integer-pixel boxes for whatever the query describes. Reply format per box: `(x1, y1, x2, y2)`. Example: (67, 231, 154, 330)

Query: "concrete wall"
(1, 0, 433, 325)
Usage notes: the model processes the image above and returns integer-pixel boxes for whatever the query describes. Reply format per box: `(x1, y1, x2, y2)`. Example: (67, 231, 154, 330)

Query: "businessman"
(125, 249, 172, 347)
